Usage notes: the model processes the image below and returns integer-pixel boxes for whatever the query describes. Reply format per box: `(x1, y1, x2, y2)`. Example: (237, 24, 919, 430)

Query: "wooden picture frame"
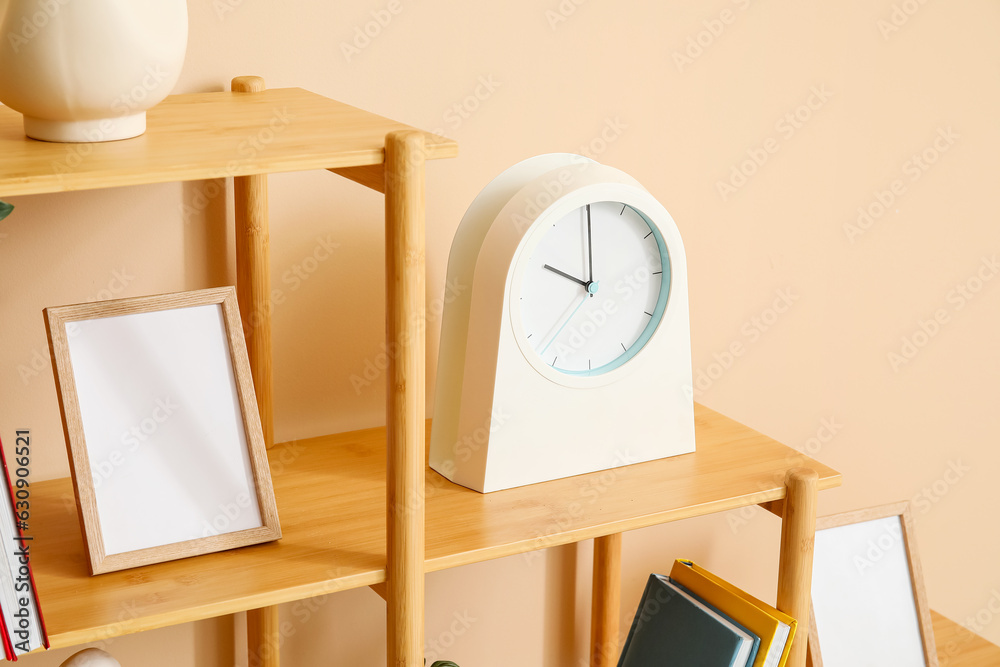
(807, 502, 937, 667)
(45, 287, 281, 575)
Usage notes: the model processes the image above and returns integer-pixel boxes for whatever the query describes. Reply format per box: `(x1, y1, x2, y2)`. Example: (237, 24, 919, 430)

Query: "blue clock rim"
(556, 204, 672, 377)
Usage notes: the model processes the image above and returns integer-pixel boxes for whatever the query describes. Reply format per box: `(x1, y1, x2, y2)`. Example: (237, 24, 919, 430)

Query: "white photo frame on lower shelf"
(45, 286, 281, 575)
(808, 501, 937, 667)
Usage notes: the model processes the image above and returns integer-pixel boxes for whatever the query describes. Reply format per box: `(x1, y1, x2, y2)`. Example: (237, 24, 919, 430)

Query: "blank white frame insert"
(809, 502, 937, 667)
(45, 287, 281, 575)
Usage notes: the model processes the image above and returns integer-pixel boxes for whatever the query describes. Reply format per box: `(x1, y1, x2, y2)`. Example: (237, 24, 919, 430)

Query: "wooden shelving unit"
(28, 404, 840, 647)
(0, 77, 457, 667)
(18, 75, 980, 666)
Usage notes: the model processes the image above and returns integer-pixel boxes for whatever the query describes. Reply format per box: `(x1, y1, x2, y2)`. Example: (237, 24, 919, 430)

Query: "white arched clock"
(430, 154, 695, 493)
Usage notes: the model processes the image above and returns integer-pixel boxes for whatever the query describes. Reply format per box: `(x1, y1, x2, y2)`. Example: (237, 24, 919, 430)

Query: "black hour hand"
(543, 264, 588, 288)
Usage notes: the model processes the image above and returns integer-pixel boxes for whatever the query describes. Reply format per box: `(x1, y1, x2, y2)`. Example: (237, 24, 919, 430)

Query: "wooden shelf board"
(31, 403, 839, 648)
(933, 611, 1000, 666)
(0, 88, 458, 197)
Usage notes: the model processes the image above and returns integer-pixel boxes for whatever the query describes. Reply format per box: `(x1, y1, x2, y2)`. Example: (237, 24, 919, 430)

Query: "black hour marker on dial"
(552, 356, 558, 366)
(644, 311, 653, 316)
(652, 271, 662, 275)
(620, 342, 627, 352)
(644, 231, 653, 239)
(620, 204, 627, 215)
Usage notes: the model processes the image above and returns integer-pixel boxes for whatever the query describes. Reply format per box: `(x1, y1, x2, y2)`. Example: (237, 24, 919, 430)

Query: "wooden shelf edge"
(2, 147, 457, 198)
(45, 570, 388, 649)
(0, 87, 458, 197)
(424, 477, 841, 573)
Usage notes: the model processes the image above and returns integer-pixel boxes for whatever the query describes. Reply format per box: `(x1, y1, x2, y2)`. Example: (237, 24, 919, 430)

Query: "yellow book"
(669, 559, 798, 667)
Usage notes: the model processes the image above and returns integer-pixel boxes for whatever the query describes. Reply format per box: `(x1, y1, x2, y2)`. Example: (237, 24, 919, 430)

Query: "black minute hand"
(586, 204, 594, 282)
(586, 204, 595, 296)
(543, 264, 588, 288)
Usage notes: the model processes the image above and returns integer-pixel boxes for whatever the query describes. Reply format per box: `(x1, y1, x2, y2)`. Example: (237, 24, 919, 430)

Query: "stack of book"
(618, 560, 796, 667)
(0, 438, 48, 660)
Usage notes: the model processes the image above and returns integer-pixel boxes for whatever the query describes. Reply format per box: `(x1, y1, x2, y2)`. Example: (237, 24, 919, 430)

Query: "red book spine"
(0, 608, 15, 661)
(0, 438, 15, 661)
(0, 436, 48, 653)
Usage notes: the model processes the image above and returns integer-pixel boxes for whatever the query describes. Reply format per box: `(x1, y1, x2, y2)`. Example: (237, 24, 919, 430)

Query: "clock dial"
(517, 201, 670, 375)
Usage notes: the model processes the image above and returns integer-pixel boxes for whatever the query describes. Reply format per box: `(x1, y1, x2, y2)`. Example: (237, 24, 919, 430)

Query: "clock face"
(516, 201, 671, 376)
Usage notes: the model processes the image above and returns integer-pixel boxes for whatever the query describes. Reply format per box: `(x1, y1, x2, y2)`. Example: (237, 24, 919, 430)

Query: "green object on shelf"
(430, 662, 460, 667)
(0, 200, 12, 221)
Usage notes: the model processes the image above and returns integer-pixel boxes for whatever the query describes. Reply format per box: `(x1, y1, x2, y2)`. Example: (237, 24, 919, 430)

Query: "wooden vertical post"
(232, 75, 275, 451)
(591, 533, 623, 667)
(777, 468, 819, 667)
(247, 606, 280, 667)
(232, 75, 279, 667)
(384, 130, 427, 667)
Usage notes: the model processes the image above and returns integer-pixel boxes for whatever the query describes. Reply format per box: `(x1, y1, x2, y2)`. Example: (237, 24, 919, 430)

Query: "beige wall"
(3, 0, 999, 664)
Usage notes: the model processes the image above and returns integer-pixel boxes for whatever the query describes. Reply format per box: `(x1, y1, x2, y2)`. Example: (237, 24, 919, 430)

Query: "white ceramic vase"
(0, 0, 187, 142)
(60, 648, 121, 667)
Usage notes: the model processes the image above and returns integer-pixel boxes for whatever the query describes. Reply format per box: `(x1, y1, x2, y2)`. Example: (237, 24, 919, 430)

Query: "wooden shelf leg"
(247, 605, 280, 667)
(777, 468, 819, 667)
(232, 74, 274, 451)
(385, 130, 427, 667)
(232, 76, 280, 667)
(591, 533, 623, 667)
